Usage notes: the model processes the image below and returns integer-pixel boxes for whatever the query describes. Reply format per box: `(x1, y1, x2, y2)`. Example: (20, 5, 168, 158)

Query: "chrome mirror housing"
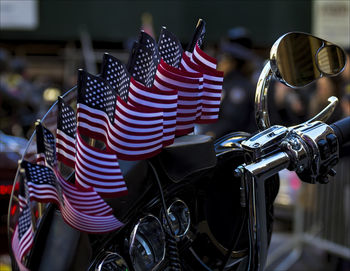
(255, 32, 346, 131)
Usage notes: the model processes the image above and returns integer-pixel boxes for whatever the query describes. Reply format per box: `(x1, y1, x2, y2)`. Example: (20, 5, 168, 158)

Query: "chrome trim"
(164, 198, 191, 239)
(128, 214, 166, 271)
(255, 61, 273, 131)
(95, 251, 129, 271)
(196, 220, 248, 258)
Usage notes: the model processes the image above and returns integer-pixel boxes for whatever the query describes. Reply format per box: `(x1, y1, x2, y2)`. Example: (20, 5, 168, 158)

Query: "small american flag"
(36, 122, 56, 167)
(139, 30, 161, 64)
(101, 53, 131, 101)
(114, 96, 164, 160)
(158, 27, 183, 68)
(128, 77, 178, 146)
(11, 175, 34, 271)
(75, 130, 128, 197)
(23, 160, 60, 204)
(21, 160, 122, 233)
(192, 43, 218, 70)
(154, 59, 203, 136)
(77, 70, 165, 160)
(180, 46, 224, 123)
(77, 69, 117, 143)
(56, 170, 114, 216)
(56, 96, 76, 168)
(34, 124, 114, 216)
(127, 41, 158, 88)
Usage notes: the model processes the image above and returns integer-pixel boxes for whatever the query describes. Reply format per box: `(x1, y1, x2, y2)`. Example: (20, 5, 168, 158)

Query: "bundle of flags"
(78, 19, 223, 158)
(11, 19, 224, 270)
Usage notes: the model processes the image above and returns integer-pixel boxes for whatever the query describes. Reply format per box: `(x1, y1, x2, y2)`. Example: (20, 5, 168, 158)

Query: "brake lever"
(305, 96, 338, 124)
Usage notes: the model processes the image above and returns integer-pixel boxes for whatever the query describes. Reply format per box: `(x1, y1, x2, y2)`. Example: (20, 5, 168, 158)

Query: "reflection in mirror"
(270, 32, 346, 88)
(316, 45, 346, 75)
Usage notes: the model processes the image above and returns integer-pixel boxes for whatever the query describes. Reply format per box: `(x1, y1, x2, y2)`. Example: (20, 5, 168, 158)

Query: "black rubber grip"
(330, 116, 350, 147)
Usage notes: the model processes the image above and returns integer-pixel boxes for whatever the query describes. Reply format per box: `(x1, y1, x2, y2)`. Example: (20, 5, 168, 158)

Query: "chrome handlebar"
(236, 118, 341, 271)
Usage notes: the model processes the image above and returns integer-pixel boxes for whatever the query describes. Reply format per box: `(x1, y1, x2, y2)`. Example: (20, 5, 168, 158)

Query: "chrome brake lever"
(305, 96, 338, 124)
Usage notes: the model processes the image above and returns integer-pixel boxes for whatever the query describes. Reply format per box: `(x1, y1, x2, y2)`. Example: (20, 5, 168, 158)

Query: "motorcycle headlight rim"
(95, 251, 129, 271)
(129, 214, 166, 270)
(163, 198, 191, 239)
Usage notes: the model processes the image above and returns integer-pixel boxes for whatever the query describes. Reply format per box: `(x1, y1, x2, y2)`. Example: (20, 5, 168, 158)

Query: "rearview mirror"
(270, 32, 346, 88)
(255, 32, 346, 131)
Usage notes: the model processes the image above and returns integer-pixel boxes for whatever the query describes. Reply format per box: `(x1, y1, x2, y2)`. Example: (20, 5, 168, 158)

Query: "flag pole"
(33, 121, 45, 220)
(187, 18, 205, 53)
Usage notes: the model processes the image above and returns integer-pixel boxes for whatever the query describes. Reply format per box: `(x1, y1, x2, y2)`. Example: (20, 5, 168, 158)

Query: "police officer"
(198, 27, 260, 138)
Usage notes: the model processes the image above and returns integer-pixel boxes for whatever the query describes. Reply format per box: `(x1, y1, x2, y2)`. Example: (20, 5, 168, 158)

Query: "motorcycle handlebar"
(330, 116, 350, 147)
(244, 151, 290, 181)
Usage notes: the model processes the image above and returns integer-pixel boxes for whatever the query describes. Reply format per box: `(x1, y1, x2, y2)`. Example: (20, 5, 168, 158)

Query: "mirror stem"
(255, 61, 273, 131)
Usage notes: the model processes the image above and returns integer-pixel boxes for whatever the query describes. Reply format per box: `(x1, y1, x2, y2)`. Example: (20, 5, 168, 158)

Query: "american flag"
(158, 26, 183, 68)
(180, 45, 224, 123)
(23, 159, 60, 204)
(11, 175, 34, 271)
(127, 41, 158, 88)
(114, 96, 164, 160)
(21, 160, 122, 233)
(77, 70, 164, 160)
(154, 58, 203, 136)
(34, 124, 114, 216)
(128, 77, 178, 146)
(77, 69, 117, 143)
(11, 226, 31, 271)
(36, 122, 56, 167)
(192, 43, 218, 70)
(75, 130, 128, 197)
(101, 53, 131, 101)
(139, 30, 161, 64)
(56, 171, 114, 216)
(56, 96, 76, 168)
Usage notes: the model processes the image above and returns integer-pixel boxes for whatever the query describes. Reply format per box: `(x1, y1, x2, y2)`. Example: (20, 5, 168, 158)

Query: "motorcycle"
(7, 32, 350, 271)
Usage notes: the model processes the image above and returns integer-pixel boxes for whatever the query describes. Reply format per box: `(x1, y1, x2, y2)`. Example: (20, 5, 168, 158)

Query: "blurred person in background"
(268, 80, 311, 127)
(198, 27, 260, 138)
(0, 49, 42, 137)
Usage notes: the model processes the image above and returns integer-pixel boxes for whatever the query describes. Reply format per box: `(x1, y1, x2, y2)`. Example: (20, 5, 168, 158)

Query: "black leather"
(158, 135, 217, 183)
(105, 159, 149, 218)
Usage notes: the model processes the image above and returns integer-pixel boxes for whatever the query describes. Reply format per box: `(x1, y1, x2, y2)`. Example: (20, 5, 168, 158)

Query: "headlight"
(129, 214, 165, 271)
(163, 199, 190, 238)
(95, 252, 129, 271)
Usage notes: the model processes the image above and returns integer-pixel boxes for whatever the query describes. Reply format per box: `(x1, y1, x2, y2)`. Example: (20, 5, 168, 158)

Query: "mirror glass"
(271, 32, 346, 87)
(316, 45, 346, 75)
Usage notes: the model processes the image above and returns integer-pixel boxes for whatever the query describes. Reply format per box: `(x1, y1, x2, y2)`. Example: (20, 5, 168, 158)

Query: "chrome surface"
(162, 199, 190, 239)
(280, 132, 309, 174)
(95, 252, 129, 271)
(293, 121, 339, 183)
(254, 61, 273, 131)
(237, 120, 340, 270)
(241, 125, 288, 160)
(214, 131, 250, 157)
(270, 32, 346, 88)
(305, 96, 338, 124)
(129, 214, 166, 271)
(244, 152, 290, 181)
